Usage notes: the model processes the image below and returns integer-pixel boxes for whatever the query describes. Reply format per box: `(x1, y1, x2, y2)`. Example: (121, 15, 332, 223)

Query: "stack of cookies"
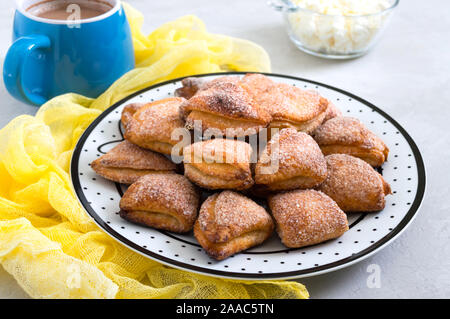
(91, 74, 391, 260)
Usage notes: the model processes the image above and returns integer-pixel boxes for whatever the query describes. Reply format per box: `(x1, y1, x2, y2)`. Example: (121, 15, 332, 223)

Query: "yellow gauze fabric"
(0, 3, 309, 299)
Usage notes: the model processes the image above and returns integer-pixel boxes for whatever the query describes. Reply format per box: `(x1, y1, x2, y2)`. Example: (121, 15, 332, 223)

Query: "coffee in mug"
(27, 0, 113, 21)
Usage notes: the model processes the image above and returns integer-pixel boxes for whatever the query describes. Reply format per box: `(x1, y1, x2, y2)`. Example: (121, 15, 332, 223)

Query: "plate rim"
(70, 72, 426, 280)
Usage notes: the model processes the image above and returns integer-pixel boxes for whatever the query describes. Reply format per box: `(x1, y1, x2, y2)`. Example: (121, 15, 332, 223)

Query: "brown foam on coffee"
(27, 0, 113, 21)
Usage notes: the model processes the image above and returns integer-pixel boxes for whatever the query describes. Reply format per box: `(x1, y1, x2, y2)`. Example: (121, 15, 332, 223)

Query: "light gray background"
(0, 0, 448, 299)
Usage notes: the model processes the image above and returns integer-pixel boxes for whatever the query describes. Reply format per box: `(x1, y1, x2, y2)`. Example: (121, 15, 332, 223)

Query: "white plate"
(71, 73, 426, 280)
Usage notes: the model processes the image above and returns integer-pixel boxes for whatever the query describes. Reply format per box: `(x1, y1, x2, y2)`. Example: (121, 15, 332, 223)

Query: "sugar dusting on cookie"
(180, 78, 272, 123)
(97, 140, 176, 170)
(120, 173, 199, 221)
(268, 189, 348, 247)
(314, 116, 386, 151)
(256, 128, 327, 185)
(198, 191, 273, 243)
(317, 154, 391, 212)
(127, 97, 186, 143)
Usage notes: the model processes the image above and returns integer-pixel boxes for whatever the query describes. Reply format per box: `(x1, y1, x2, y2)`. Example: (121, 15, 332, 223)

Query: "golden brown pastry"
(119, 173, 200, 233)
(268, 189, 349, 248)
(122, 97, 188, 155)
(254, 128, 327, 191)
(175, 76, 241, 99)
(313, 116, 389, 167)
(176, 74, 272, 102)
(179, 79, 272, 137)
(91, 141, 176, 184)
(176, 74, 269, 103)
(183, 139, 254, 190)
(194, 191, 274, 260)
(241, 73, 329, 134)
(240, 73, 275, 98)
(120, 102, 145, 126)
(176, 73, 331, 135)
(317, 154, 392, 212)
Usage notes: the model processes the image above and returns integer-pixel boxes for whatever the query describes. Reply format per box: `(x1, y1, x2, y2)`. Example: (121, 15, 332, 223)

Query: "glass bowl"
(269, 0, 399, 59)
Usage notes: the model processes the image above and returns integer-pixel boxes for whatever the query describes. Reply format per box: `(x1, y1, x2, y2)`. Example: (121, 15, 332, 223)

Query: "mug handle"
(3, 34, 51, 106)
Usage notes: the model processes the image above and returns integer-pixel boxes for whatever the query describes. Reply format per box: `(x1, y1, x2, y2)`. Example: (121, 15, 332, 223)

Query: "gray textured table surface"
(0, 0, 449, 299)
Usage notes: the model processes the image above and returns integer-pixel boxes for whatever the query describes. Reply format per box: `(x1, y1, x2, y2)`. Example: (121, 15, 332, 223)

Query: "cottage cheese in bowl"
(280, 0, 398, 58)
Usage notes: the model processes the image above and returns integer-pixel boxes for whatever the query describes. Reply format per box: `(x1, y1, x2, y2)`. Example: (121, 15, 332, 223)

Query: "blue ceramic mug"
(3, 0, 135, 106)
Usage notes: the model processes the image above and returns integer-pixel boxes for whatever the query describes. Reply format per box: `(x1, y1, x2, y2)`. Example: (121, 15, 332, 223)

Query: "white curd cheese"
(287, 0, 393, 55)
